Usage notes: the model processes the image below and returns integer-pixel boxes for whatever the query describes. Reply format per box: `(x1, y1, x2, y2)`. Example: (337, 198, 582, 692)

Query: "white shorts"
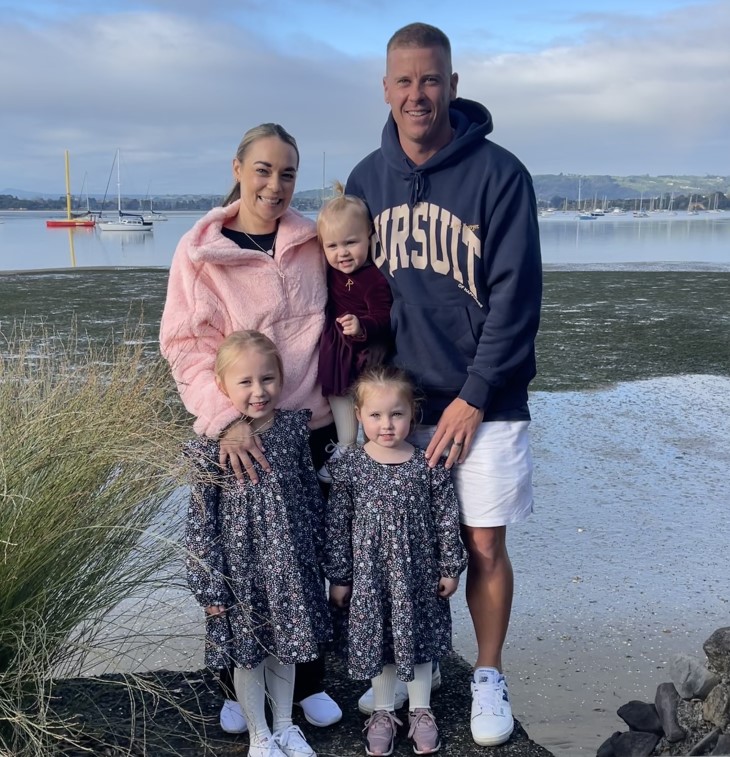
(409, 420, 534, 528)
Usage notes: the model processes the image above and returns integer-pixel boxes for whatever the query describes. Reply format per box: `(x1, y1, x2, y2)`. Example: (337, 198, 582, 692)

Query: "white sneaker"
(470, 667, 514, 746)
(295, 691, 342, 726)
(316, 443, 349, 484)
(219, 698, 248, 733)
(248, 734, 286, 757)
(273, 724, 317, 757)
(358, 664, 442, 715)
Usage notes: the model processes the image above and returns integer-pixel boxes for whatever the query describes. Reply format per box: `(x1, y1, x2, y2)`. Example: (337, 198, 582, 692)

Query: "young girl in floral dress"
(185, 330, 330, 757)
(324, 366, 467, 756)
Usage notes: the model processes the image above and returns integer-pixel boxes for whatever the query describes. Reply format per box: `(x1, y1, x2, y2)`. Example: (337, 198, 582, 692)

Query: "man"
(346, 22, 542, 747)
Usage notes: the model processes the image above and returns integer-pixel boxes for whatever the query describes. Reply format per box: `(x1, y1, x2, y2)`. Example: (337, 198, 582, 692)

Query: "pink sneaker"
(363, 709, 402, 756)
(408, 708, 440, 754)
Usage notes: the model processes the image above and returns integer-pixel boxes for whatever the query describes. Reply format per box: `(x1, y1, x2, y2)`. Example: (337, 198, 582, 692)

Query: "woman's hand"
(329, 584, 352, 608)
(219, 418, 271, 484)
(438, 577, 459, 599)
(336, 314, 363, 337)
(205, 604, 227, 617)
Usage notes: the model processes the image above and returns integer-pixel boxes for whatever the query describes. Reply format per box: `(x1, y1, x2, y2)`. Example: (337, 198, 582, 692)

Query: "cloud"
(457, 3, 730, 174)
(1, 2, 728, 195)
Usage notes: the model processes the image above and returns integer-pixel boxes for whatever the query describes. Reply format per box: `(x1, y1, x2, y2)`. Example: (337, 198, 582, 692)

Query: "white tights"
(328, 394, 359, 447)
(233, 656, 295, 743)
(371, 661, 433, 711)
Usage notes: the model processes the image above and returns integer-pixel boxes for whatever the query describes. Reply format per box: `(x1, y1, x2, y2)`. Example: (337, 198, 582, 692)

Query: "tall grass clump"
(0, 322, 189, 755)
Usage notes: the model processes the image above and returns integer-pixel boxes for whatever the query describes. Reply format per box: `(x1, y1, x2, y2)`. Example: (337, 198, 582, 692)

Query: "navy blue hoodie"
(346, 97, 542, 424)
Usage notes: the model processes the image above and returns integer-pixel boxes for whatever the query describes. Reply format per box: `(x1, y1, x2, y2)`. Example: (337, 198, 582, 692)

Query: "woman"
(160, 123, 341, 736)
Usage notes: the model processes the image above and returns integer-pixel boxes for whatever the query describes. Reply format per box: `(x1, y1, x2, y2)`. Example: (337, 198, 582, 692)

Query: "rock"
(704, 627, 730, 680)
(670, 652, 720, 699)
(688, 727, 720, 755)
(617, 700, 663, 735)
(711, 732, 730, 755)
(654, 682, 686, 742)
(610, 731, 660, 757)
(702, 683, 730, 729)
(596, 731, 620, 757)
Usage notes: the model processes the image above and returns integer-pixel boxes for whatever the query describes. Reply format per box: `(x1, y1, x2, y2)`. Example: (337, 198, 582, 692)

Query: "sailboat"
(97, 150, 153, 232)
(45, 151, 96, 228)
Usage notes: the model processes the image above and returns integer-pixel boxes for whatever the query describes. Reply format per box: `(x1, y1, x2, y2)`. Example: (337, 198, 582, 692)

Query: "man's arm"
(427, 169, 542, 467)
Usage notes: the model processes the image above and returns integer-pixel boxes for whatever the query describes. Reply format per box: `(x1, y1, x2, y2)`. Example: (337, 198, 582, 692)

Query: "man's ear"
(450, 72, 459, 100)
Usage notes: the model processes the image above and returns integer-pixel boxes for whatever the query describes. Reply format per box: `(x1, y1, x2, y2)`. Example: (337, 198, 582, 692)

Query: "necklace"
(240, 228, 278, 257)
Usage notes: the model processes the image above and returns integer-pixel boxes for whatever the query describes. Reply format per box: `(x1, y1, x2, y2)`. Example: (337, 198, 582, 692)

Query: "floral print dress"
(185, 409, 331, 670)
(325, 446, 467, 681)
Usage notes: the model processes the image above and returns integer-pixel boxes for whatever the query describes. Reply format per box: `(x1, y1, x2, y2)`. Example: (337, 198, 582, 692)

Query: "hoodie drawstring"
(406, 169, 427, 207)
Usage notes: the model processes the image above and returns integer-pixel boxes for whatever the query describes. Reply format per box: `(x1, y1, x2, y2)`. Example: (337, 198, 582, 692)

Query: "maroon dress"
(317, 264, 393, 396)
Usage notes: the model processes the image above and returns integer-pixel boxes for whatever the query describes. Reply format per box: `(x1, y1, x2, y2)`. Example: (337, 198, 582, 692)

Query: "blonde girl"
(185, 330, 330, 757)
(324, 366, 467, 756)
(315, 185, 392, 483)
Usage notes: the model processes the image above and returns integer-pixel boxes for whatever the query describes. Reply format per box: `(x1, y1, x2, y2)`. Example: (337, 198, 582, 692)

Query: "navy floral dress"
(324, 446, 467, 681)
(185, 409, 331, 670)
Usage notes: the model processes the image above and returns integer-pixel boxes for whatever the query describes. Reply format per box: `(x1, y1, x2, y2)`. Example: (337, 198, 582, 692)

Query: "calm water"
(1, 209, 729, 271)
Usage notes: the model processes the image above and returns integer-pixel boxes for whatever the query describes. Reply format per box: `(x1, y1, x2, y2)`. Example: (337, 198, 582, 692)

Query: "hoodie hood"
(380, 97, 494, 206)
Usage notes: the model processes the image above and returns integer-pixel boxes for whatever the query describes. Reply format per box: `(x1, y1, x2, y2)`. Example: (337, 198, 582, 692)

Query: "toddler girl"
(324, 366, 467, 756)
(316, 185, 392, 482)
(185, 330, 330, 757)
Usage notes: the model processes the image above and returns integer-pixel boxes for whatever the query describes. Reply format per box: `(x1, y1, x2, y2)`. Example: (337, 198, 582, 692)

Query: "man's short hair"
(387, 22, 452, 65)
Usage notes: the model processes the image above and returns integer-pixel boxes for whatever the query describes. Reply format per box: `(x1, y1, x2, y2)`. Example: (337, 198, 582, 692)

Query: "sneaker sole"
(412, 740, 441, 755)
(220, 724, 248, 734)
(365, 745, 395, 757)
(219, 719, 248, 734)
(471, 722, 514, 746)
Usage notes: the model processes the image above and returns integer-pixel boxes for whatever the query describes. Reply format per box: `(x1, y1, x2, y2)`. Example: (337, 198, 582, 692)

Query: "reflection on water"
(67, 227, 76, 268)
(538, 212, 730, 267)
(1, 210, 729, 271)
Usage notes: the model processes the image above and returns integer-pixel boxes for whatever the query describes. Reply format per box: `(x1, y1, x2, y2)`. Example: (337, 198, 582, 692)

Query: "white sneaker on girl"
(248, 734, 286, 757)
(273, 724, 317, 757)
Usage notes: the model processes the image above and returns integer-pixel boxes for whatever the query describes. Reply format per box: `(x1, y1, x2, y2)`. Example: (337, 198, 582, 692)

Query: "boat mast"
(64, 149, 72, 221)
(116, 149, 122, 217)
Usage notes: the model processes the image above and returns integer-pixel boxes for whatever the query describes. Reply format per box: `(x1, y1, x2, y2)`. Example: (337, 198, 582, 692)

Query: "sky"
(2, 0, 729, 197)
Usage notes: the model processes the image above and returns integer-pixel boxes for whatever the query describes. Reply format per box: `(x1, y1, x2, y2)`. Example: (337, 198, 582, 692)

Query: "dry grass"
(0, 322, 190, 755)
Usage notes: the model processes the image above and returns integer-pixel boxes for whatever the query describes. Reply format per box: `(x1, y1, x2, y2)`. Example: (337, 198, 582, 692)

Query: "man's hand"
(425, 398, 484, 469)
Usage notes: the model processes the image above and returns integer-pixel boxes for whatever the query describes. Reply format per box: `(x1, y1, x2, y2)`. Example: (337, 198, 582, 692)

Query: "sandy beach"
(81, 374, 730, 757)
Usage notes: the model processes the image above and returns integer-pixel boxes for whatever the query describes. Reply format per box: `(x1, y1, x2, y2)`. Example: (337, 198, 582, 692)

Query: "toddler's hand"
(438, 577, 459, 599)
(205, 604, 227, 617)
(329, 584, 352, 608)
(336, 314, 362, 337)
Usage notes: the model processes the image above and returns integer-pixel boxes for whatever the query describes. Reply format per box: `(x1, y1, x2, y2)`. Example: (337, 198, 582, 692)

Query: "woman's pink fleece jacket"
(159, 200, 331, 436)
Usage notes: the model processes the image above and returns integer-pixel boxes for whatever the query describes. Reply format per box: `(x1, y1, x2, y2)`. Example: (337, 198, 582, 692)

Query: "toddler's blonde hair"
(316, 180, 372, 242)
(352, 365, 420, 423)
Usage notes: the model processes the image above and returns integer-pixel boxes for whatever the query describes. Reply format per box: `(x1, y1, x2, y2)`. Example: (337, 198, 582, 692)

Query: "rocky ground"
(49, 653, 554, 757)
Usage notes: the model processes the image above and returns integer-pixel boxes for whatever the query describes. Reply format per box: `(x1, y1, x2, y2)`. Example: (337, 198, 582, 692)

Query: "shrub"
(0, 322, 189, 755)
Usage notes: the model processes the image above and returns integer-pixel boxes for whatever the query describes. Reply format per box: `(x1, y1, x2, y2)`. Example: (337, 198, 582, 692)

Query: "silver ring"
(453, 440, 463, 447)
